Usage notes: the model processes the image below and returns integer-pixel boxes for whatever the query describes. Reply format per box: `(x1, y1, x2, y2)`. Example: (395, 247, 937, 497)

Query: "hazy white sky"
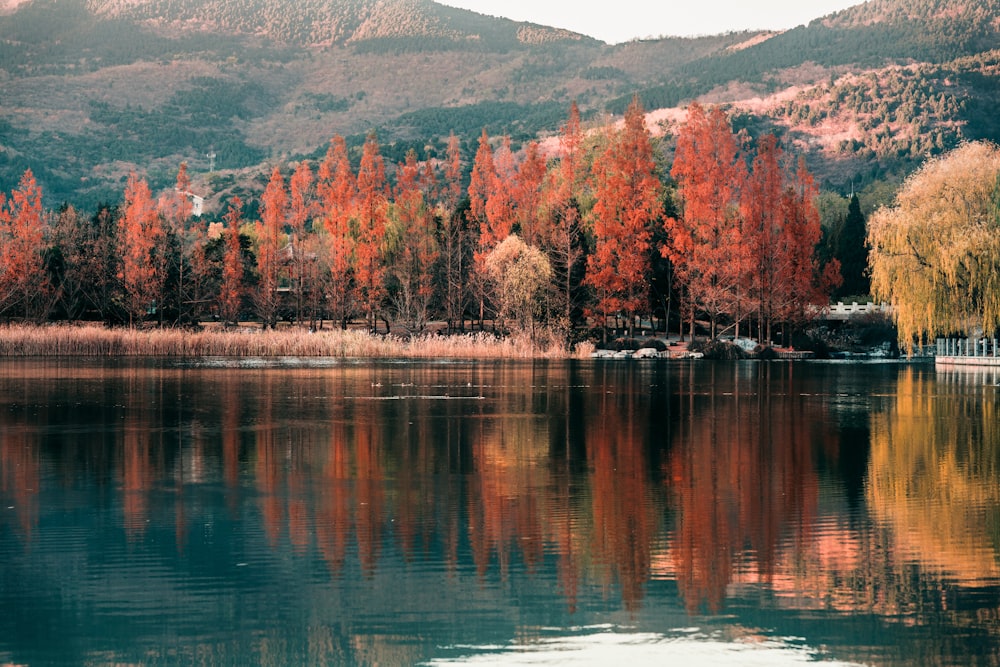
(436, 0, 862, 43)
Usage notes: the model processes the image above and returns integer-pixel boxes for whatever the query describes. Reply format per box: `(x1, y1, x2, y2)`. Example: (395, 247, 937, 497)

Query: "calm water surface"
(1, 359, 998, 666)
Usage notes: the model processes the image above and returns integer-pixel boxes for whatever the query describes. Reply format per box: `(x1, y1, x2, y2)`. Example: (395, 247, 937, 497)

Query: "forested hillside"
(86, 0, 594, 49)
(0, 0, 998, 207)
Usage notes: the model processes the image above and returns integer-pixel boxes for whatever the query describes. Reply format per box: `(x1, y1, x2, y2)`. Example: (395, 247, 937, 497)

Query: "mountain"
(85, 0, 595, 48)
(0, 0, 998, 209)
(619, 0, 1000, 186)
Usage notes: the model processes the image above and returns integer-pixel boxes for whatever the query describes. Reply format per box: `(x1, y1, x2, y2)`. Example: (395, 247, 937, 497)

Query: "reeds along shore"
(0, 323, 579, 359)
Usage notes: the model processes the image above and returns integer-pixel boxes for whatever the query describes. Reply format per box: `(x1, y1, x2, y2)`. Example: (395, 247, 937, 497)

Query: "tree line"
(0, 98, 840, 345)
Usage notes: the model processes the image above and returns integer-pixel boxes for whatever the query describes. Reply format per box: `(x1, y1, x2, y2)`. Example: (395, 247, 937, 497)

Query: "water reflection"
(0, 360, 999, 665)
(666, 363, 832, 614)
(868, 367, 1000, 590)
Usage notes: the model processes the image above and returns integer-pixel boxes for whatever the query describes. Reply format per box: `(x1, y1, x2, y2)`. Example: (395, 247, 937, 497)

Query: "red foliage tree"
(288, 161, 315, 324)
(389, 149, 439, 328)
(743, 137, 837, 343)
(255, 166, 286, 329)
(0, 168, 49, 320)
(467, 129, 495, 266)
(186, 227, 213, 323)
(439, 132, 468, 332)
(514, 141, 547, 247)
(666, 103, 748, 339)
(119, 173, 165, 326)
(773, 155, 837, 339)
(585, 96, 662, 339)
(219, 196, 245, 326)
(159, 162, 193, 232)
(158, 163, 194, 322)
(743, 134, 789, 343)
(317, 135, 357, 329)
(483, 136, 517, 253)
(543, 101, 587, 336)
(355, 132, 388, 332)
(742, 134, 788, 340)
(466, 129, 496, 325)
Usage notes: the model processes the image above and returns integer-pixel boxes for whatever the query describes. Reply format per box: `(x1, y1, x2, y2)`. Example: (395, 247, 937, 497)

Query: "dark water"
(1, 359, 999, 666)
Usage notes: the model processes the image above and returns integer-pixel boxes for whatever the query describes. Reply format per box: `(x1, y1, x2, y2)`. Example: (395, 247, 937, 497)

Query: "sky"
(436, 0, 863, 43)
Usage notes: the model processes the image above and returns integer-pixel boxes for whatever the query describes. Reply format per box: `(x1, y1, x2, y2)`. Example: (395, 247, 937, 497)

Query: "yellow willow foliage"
(868, 141, 1000, 351)
(484, 234, 553, 332)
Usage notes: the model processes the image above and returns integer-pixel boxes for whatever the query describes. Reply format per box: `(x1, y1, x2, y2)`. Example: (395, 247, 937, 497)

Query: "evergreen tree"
(835, 193, 870, 298)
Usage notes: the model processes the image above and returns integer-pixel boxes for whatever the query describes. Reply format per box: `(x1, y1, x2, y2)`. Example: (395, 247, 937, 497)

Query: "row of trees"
(0, 98, 839, 344)
(668, 103, 841, 343)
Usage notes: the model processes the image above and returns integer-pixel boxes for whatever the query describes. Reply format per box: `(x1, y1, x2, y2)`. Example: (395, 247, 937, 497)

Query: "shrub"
(689, 338, 748, 360)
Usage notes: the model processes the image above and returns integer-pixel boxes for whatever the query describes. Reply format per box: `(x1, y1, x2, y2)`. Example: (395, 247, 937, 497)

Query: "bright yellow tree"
(868, 141, 1000, 351)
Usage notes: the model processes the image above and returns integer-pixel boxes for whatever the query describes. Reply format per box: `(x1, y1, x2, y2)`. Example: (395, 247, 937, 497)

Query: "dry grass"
(0, 323, 575, 360)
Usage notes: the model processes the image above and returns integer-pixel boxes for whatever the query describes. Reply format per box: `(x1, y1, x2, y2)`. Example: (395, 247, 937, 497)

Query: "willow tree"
(868, 141, 1000, 351)
(483, 234, 552, 339)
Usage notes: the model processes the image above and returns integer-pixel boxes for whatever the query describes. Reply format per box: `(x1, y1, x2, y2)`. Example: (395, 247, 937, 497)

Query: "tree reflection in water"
(2, 360, 1000, 665)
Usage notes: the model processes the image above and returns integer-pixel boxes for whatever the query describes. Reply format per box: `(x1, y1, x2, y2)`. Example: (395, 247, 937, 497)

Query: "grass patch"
(0, 323, 576, 360)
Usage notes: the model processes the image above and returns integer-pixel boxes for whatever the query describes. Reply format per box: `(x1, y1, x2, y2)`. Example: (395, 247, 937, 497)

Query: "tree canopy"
(868, 141, 1000, 349)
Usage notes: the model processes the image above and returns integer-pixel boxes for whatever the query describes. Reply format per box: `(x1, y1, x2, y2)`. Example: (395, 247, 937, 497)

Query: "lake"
(1, 359, 998, 666)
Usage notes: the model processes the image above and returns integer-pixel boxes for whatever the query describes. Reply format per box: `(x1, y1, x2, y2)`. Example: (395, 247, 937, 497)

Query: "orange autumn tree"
(355, 132, 389, 333)
(585, 96, 662, 340)
(119, 173, 165, 326)
(543, 101, 588, 338)
(387, 149, 439, 329)
(743, 136, 837, 344)
(287, 161, 315, 324)
(467, 129, 496, 326)
(484, 135, 518, 253)
(743, 134, 788, 343)
(317, 135, 357, 329)
(255, 166, 286, 329)
(666, 103, 748, 339)
(514, 141, 547, 247)
(481, 136, 521, 327)
(439, 132, 468, 332)
(0, 168, 49, 320)
(219, 196, 245, 326)
(776, 156, 840, 337)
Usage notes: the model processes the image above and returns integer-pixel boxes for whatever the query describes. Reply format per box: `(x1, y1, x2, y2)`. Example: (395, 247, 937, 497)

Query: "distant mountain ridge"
(1, 0, 998, 208)
(823, 0, 999, 30)
(83, 0, 593, 47)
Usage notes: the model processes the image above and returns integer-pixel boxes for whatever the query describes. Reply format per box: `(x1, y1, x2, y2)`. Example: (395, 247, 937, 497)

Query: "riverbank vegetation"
(0, 98, 853, 353)
(0, 323, 575, 359)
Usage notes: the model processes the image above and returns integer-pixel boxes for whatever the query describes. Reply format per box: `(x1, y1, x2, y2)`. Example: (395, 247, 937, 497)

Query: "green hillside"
(0, 0, 998, 207)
